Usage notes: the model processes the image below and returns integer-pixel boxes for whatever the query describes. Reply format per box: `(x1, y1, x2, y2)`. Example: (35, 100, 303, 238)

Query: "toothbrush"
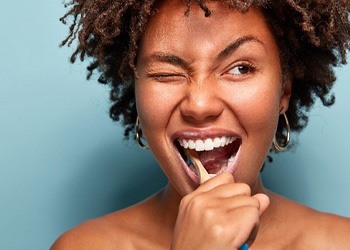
(185, 149, 210, 184)
(185, 149, 249, 250)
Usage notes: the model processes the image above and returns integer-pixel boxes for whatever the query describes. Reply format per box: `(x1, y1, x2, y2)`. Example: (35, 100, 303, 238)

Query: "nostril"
(179, 96, 224, 123)
(182, 113, 222, 124)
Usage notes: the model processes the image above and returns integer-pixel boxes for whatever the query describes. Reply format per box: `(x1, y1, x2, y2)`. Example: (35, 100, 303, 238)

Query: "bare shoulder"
(51, 192, 165, 249)
(302, 209, 350, 248)
(50, 211, 133, 249)
(262, 191, 350, 249)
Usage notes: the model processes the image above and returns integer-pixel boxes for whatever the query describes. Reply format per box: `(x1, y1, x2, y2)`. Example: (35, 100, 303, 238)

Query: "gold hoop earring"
(135, 117, 149, 150)
(273, 112, 290, 152)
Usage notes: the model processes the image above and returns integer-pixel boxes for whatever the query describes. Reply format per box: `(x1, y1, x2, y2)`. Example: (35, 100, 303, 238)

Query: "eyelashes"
(145, 61, 257, 83)
(225, 62, 257, 76)
(145, 73, 187, 83)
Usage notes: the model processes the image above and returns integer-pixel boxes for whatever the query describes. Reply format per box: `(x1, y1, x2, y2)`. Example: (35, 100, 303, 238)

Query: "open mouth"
(175, 136, 241, 177)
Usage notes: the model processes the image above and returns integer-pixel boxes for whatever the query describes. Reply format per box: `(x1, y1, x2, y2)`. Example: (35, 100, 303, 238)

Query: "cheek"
(228, 83, 281, 135)
(228, 83, 281, 178)
(135, 82, 182, 137)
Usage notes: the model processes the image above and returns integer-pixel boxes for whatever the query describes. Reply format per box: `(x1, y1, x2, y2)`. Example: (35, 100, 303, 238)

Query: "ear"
(279, 77, 292, 113)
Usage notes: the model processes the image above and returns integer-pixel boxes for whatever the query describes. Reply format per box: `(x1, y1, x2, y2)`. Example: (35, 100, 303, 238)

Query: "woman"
(52, 0, 350, 249)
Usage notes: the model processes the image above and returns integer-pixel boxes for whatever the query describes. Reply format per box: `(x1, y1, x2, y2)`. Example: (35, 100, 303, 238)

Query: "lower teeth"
(228, 154, 235, 165)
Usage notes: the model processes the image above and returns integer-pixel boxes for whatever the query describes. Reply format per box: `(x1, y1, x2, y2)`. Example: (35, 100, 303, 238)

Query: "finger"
(195, 172, 235, 193)
(228, 206, 260, 248)
(222, 196, 261, 215)
(252, 193, 270, 215)
(201, 182, 251, 199)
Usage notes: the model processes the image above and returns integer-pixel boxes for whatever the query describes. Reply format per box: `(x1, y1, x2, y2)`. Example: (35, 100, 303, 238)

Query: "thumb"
(253, 193, 270, 215)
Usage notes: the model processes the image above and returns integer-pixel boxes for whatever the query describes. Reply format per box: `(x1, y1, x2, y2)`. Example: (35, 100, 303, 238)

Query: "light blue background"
(0, 2, 349, 249)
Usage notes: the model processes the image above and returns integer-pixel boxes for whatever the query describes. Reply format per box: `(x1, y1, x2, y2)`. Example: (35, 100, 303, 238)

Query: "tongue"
(198, 143, 233, 173)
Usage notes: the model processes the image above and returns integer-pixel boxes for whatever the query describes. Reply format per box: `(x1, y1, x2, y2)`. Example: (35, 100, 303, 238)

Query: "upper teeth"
(178, 136, 237, 152)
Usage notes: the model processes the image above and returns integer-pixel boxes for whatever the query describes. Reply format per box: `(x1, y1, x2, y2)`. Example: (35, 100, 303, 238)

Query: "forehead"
(138, 0, 278, 61)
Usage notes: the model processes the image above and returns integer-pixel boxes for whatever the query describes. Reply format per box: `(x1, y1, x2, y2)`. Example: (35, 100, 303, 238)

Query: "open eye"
(227, 63, 255, 76)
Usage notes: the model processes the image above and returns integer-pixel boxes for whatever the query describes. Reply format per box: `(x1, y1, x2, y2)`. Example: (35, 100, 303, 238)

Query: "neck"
(251, 174, 267, 195)
(149, 183, 182, 236)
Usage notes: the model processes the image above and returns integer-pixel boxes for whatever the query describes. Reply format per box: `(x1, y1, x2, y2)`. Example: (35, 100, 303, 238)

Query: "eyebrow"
(143, 53, 192, 72)
(142, 35, 264, 71)
(216, 35, 264, 61)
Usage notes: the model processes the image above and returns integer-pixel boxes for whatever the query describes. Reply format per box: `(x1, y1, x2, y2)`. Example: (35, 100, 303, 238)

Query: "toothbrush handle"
(185, 149, 250, 250)
(239, 243, 249, 250)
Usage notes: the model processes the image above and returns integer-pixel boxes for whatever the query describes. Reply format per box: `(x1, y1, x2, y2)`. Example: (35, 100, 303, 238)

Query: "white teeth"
(195, 139, 205, 151)
(220, 137, 226, 147)
(204, 138, 214, 151)
(178, 136, 237, 152)
(188, 140, 195, 149)
(213, 137, 221, 148)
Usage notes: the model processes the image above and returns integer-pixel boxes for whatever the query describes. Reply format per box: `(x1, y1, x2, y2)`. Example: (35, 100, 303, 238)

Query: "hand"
(171, 173, 270, 250)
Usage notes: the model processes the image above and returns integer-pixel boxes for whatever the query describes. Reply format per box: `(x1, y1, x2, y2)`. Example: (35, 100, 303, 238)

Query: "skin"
(51, 1, 350, 249)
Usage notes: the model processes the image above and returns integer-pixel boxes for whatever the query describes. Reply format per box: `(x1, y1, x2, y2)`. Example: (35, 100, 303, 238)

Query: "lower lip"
(177, 145, 241, 185)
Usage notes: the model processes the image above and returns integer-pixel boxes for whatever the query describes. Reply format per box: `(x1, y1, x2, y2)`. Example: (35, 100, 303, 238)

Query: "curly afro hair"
(60, 0, 350, 146)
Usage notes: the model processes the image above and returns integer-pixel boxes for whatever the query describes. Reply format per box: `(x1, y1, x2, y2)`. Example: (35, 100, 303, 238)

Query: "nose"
(180, 82, 224, 125)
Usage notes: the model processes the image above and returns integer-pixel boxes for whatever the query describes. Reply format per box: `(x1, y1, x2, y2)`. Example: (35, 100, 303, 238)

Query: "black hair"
(60, 0, 350, 145)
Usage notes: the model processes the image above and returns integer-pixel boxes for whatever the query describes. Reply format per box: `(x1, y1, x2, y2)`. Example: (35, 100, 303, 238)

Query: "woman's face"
(135, 0, 291, 196)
